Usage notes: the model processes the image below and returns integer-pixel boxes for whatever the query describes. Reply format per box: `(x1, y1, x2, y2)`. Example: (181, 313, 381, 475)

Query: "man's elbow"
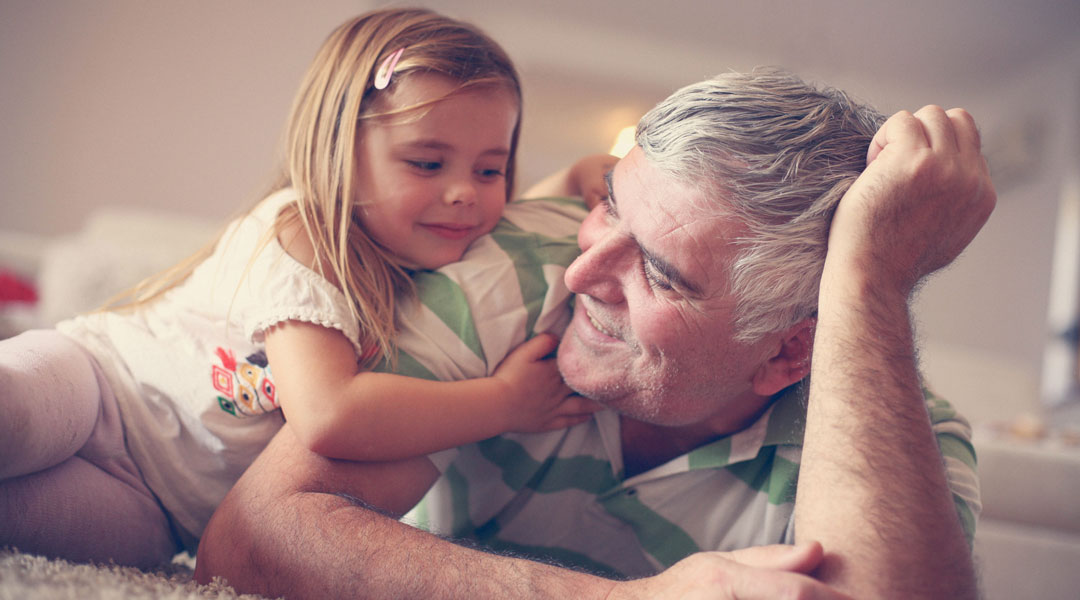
(194, 454, 289, 593)
(194, 494, 250, 587)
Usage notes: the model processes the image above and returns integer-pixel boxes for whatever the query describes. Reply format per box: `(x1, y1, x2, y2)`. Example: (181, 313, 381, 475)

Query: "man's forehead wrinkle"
(614, 148, 733, 299)
(650, 210, 732, 294)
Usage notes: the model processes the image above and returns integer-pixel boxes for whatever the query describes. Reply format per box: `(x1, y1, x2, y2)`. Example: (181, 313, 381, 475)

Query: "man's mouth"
(587, 311, 616, 338)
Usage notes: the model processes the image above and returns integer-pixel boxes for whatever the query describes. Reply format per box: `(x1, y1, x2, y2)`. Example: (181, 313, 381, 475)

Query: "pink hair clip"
(373, 47, 405, 90)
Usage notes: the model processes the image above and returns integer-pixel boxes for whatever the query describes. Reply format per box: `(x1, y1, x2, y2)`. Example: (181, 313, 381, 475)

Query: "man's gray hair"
(636, 68, 885, 342)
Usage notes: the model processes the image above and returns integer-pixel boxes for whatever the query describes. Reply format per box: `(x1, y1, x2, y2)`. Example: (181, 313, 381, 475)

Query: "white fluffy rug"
(0, 549, 274, 600)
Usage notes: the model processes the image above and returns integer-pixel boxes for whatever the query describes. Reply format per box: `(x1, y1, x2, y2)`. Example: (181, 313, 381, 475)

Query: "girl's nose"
(444, 181, 477, 206)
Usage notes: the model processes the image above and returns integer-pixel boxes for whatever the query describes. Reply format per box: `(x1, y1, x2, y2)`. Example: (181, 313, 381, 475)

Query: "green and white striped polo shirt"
(387, 196, 981, 578)
(409, 388, 979, 578)
(377, 195, 586, 384)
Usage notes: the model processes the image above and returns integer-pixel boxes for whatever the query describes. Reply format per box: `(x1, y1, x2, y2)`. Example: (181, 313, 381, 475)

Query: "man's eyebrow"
(603, 170, 617, 216)
(641, 247, 703, 296)
(605, 169, 703, 297)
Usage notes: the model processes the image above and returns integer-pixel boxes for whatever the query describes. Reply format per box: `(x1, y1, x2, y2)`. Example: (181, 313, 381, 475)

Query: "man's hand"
(827, 105, 996, 297)
(608, 543, 854, 600)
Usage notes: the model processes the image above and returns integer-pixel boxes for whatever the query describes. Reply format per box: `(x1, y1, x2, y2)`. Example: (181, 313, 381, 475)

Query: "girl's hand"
(522, 154, 618, 207)
(568, 154, 619, 209)
(492, 333, 602, 433)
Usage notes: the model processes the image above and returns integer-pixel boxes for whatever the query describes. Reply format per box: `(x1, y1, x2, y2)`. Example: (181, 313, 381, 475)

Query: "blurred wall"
(0, 1, 375, 235)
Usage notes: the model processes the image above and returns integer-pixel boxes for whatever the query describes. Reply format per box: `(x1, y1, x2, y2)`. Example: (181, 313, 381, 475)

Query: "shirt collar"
(686, 383, 808, 470)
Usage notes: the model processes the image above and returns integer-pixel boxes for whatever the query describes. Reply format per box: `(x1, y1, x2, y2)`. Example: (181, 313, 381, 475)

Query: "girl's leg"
(0, 330, 179, 567)
(0, 456, 179, 568)
(0, 330, 101, 479)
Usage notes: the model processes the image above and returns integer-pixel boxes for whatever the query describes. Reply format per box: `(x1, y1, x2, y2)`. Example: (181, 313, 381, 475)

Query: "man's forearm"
(217, 493, 612, 599)
(795, 267, 975, 599)
(194, 426, 616, 600)
(794, 104, 992, 600)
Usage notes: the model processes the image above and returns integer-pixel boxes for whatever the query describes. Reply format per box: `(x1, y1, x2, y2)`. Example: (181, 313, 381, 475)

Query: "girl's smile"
(420, 222, 479, 240)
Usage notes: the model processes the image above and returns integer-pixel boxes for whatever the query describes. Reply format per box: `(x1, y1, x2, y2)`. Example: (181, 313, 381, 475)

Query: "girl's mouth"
(421, 223, 473, 240)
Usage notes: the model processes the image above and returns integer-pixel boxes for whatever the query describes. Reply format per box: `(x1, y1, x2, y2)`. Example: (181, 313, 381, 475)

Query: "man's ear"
(751, 318, 815, 397)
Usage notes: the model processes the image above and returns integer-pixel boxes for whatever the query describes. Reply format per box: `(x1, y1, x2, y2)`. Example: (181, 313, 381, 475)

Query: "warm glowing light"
(608, 125, 636, 158)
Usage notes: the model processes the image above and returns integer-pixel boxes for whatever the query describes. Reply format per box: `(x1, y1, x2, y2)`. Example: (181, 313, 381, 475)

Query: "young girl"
(0, 8, 601, 569)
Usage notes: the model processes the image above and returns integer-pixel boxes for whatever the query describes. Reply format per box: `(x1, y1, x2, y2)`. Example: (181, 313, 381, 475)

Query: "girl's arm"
(522, 153, 617, 208)
(265, 320, 598, 462)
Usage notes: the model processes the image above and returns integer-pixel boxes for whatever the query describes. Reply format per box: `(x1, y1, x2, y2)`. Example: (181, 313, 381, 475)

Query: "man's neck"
(618, 395, 773, 479)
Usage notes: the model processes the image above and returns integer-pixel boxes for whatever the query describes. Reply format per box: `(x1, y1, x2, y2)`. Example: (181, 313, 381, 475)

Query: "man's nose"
(564, 205, 625, 303)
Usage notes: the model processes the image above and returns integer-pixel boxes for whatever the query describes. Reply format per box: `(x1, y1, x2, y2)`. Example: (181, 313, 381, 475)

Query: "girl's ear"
(751, 318, 815, 397)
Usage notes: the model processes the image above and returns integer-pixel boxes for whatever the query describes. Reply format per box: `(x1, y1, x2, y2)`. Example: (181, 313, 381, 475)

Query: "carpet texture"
(0, 549, 274, 600)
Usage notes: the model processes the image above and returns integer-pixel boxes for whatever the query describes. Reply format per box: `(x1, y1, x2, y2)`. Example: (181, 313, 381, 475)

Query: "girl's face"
(354, 73, 519, 270)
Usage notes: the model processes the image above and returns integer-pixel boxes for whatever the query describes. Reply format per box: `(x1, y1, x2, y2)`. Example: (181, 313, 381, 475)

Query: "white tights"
(0, 330, 179, 568)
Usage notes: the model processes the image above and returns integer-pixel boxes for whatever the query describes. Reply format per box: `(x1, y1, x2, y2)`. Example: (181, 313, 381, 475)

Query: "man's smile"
(587, 310, 616, 338)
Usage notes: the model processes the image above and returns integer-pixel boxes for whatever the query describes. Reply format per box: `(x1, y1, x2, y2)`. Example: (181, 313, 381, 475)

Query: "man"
(195, 70, 993, 599)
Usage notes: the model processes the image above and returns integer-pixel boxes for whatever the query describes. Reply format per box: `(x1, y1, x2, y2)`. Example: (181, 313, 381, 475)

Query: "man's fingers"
(946, 107, 982, 155)
(866, 109, 926, 165)
(720, 541, 824, 574)
(913, 104, 959, 152)
(725, 568, 855, 600)
(872, 106, 977, 165)
(709, 546, 856, 600)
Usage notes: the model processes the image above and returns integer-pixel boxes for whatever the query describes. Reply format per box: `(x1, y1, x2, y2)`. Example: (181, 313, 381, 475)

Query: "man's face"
(557, 147, 776, 429)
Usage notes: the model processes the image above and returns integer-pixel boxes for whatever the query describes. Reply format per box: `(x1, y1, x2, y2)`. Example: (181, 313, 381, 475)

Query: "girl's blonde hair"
(108, 8, 522, 369)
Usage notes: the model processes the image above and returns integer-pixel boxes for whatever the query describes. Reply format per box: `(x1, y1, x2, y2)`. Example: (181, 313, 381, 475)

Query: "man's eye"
(407, 160, 441, 171)
(642, 259, 673, 291)
(600, 196, 617, 218)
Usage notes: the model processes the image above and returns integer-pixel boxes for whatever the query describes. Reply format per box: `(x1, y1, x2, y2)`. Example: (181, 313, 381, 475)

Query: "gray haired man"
(197, 69, 993, 600)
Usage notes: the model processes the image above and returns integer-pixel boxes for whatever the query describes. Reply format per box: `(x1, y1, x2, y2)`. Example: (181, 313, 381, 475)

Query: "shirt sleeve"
(926, 390, 982, 547)
(224, 195, 365, 360)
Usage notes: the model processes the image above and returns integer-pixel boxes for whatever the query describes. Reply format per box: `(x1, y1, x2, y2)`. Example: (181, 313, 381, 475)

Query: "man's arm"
(196, 425, 851, 599)
(795, 106, 995, 599)
(194, 425, 611, 599)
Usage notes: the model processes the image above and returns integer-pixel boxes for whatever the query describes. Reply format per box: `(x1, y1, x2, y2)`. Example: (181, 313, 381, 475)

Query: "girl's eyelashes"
(476, 167, 505, 180)
(403, 160, 505, 180)
(406, 159, 442, 171)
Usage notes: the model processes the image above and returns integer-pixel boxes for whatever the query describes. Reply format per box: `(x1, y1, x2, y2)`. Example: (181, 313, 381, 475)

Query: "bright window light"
(609, 125, 636, 158)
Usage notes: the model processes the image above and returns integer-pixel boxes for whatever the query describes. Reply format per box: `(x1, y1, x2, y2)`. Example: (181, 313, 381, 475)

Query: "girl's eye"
(407, 160, 441, 171)
(476, 167, 505, 180)
(642, 259, 673, 291)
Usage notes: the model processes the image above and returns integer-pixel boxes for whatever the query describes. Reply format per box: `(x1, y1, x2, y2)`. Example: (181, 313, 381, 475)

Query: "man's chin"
(557, 326, 652, 415)
(556, 361, 602, 403)
(556, 333, 606, 398)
